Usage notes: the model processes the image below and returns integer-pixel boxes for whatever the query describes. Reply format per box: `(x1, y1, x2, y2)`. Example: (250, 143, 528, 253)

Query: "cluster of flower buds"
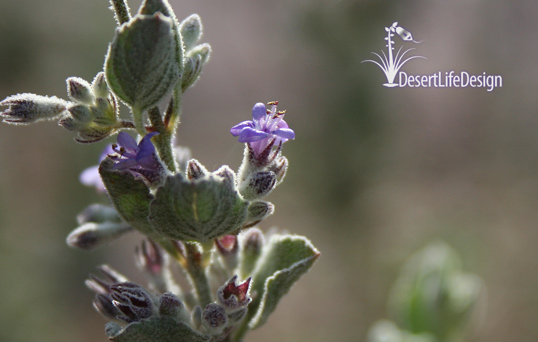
(59, 73, 120, 143)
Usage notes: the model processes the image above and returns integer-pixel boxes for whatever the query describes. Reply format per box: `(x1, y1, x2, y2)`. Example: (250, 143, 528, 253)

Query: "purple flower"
(231, 101, 295, 156)
(110, 132, 165, 185)
(80, 144, 115, 193)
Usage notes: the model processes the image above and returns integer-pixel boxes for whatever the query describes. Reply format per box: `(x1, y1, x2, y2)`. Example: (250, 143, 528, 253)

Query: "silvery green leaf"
(179, 14, 202, 51)
(99, 157, 155, 235)
(105, 13, 180, 111)
(108, 316, 210, 342)
(149, 166, 249, 243)
(247, 234, 320, 329)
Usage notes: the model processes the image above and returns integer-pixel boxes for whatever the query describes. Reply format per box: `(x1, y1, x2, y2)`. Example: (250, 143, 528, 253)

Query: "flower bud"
(202, 303, 228, 335)
(67, 104, 92, 123)
(216, 275, 252, 313)
(67, 77, 95, 105)
(159, 292, 190, 322)
(239, 228, 264, 278)
(92, 72, 109, 98)
(180, 14, 203, 51)
(66, 222, 133, 250)
(187, 158, 208, 180)
(0, 93, 69, 124)
(244, 201, 274, 228)
(216, 235, 239, 272)
(76, 204, 121, 225)
(239, 171, 277, 200)
(110, 282, 157, 323)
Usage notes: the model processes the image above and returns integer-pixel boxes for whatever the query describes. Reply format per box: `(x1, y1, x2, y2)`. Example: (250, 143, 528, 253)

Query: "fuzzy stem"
(148, 106, 177, 173)
(184, 242, 213, 307)
(132, 107, 147, 136)
(109, 0, 131, 25)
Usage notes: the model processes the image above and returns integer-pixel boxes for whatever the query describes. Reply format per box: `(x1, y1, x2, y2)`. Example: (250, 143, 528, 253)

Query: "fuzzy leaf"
(105, 13, 180, 110)
(149, 167, 249, 242)
(99, 157, 154, 235)
(247, 234, 320, 329)
(109, 316, 210, 342)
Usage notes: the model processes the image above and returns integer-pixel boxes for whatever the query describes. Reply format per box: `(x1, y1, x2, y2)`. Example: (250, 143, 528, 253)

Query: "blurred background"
(1, 0, 538, 341)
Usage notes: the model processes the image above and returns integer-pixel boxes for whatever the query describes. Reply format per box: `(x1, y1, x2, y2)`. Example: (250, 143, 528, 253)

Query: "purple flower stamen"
(231, 101, 295, 156)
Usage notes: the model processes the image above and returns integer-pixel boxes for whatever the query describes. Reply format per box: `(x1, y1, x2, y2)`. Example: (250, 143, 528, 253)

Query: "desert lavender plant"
(0, 1, 319, 341)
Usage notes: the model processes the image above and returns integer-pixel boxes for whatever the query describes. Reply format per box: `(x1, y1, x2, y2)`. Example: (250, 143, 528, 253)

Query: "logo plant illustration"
(0, 0, 319, 341)
(362, 22, 425, 87)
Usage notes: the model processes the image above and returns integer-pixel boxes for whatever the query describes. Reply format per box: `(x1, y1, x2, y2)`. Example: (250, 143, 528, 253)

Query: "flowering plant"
(0, 1, 319, 341)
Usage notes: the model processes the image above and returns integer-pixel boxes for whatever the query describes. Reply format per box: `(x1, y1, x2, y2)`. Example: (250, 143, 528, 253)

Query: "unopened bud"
(0, 93, 69, 124)
(239, 171, 277, 200)
(110, 282, 157, 323)
(67, 77, 95, 105)
(216, 235, 239, 272)
(244, 201, 274, 228)
(66, 222, 132, 250)
(202, 303, 228, 335)
(76, 204, 121, 225)
(159, 292, 189, 322)
(92, 72, 109, 99)
(240, 228, 264, 278)
(187, 158, 208, 180)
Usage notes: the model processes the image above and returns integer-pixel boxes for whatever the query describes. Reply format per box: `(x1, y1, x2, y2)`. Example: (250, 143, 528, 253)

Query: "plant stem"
(184, 242, 213, 307)
(132, 107, 147, 136)
(148, 106, 177, 173)
(165, 82, 183, 133)
(109, 0, 131, 25)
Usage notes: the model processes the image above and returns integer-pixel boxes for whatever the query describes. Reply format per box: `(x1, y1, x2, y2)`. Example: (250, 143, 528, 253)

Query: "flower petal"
(251, 103, 266, 121)
(117, 132, 138, 152)
(230, 121, 253, 136)
(274, 128, 295, 140)
(238, 127, 269, 142)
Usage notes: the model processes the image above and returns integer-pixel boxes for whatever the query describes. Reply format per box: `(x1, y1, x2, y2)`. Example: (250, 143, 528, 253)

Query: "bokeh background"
(1, 0, 538, 341)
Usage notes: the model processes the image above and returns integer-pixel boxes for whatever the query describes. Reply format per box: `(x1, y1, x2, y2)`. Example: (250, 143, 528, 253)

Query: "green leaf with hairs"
(99, 157, 154, 235)
(105, 13, 180, 111)
(247, 234, 320, 329)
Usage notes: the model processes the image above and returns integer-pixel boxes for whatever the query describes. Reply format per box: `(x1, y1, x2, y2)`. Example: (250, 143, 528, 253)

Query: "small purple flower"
(110, 132, 165, 185)
(231, 101, 295, 156)
(80, 144, 115, 193)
